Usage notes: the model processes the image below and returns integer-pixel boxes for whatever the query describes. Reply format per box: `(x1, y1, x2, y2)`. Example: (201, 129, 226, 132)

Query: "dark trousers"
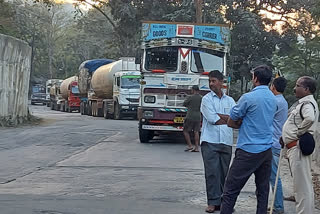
(201, 142, 232, 206)
(220, 148, 272, 214)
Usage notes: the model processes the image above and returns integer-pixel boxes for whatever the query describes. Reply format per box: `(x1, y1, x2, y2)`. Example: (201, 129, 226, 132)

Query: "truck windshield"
(145, 47, 178, 72)
(32, 85, 45, 93)
(191, 49, 224, 73)
(121, 76, 140, 89)
(71, 86, 80, 94)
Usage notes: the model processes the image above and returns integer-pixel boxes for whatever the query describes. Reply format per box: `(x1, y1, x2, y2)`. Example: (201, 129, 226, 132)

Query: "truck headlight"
(143, 110, 154, 118)
(144, 96, 156, 103)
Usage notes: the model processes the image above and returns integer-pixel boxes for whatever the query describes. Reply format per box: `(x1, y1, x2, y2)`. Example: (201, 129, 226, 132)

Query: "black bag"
(299, 132, 315, 156)
(298, 102, 316, 156)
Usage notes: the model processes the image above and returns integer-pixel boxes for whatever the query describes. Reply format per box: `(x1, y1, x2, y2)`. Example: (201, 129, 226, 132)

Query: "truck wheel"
(46, 102, 50, 107)
(104, 103, 111, 119)
(84, 103, 88, 115)
(139, 122, 154, 143)
(92, 102, 96, 117)
(88, 102, 92, 116)
(80, 103, 84, 115)
(114, 102, 122, 120)
(97, 108, 103, 117)
(50, 102, 54, 110)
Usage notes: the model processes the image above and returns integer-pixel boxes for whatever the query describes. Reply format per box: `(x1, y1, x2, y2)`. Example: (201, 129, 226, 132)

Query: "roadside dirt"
(313, 169, 320, 209)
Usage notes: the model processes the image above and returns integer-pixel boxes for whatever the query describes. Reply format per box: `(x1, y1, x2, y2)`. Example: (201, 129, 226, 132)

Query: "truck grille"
(126, 98, 139, 103)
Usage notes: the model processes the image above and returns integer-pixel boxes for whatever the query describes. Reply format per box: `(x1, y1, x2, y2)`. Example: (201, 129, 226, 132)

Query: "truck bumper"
(142, 124, 183, 131)
(120, 105, 138, 114)
(31, 99, 47, 104)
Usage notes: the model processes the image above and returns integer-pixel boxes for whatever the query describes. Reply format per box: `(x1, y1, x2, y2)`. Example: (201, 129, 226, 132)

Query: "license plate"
(174, 117, 184, 124)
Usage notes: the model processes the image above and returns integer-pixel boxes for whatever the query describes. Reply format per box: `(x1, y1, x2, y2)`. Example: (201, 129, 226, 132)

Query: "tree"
(0, 0, 20, 37)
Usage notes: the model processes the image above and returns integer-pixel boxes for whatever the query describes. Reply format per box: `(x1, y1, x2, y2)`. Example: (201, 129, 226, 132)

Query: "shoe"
(283, 195, 295, 202)
(267, 207, 284, 214)
(205, 205, 220, 213)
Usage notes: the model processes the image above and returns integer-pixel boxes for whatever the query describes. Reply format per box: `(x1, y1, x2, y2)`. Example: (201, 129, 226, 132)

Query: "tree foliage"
(1, 0, 319, 104)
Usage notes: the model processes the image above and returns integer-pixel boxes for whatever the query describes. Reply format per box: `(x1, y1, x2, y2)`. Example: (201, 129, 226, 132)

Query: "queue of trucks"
(34, 21, 230, 143)
(43, 57, 140, 120)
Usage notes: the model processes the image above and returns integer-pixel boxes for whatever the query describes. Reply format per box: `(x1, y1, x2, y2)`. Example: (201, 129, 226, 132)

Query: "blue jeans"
(269, 147, 284, 212)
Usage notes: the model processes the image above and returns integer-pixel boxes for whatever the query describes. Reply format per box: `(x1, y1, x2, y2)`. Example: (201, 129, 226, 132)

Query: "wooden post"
(195, 0, 203, 23)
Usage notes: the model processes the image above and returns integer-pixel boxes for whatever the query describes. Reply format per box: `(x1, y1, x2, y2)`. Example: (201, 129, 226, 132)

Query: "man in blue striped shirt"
(269, 77, 288, 214)
(220, 65, 277, 214)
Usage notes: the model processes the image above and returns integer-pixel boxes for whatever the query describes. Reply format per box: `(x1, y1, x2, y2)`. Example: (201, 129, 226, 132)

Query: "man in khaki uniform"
(282, 76, 319, 214)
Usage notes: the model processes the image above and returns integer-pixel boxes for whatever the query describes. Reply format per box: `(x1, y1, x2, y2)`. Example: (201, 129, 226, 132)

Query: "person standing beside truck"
(221, 65, 276, 214)
(200, 70, 236, 213)
(183, 85, 202, 152)
(268, 77, 288, 214)
(281, 76, 319, 214)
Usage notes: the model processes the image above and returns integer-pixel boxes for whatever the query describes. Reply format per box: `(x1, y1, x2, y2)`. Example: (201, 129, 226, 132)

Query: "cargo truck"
(78, 59, 114, 115)
(31, 84, 46, 105)
(59, 76, 80, 112)
(89, 57, 140, 119)
(138, 21, 231, 143)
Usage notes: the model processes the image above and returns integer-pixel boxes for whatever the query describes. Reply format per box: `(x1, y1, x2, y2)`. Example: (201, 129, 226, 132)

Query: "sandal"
(184, 147, 193, 152)
(191, 148, 199, 152)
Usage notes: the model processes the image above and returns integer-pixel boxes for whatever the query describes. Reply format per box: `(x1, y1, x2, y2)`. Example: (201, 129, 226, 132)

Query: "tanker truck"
(46, 79, 63, 107)
(78, 59, 114, 115)
(59, 76, 80, 112)
(49, 81, 63, 111)
(89, 57, 140, 119)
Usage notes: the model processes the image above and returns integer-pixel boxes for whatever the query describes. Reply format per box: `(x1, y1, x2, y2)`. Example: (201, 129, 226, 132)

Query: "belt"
(286, 140, 297, 149)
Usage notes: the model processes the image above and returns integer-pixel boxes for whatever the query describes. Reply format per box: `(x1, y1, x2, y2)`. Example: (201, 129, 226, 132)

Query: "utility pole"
(195, 0, 203, 23)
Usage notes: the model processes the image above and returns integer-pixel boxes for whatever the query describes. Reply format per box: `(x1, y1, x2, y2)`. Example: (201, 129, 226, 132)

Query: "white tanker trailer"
(89, 57, 140, 119)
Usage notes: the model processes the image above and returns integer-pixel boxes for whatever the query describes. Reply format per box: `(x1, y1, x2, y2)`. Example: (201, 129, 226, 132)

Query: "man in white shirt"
(200, 70, 236, 213)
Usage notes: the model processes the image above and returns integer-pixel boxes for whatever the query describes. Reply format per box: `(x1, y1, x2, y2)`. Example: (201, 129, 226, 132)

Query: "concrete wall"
(0, 34, 31, 126)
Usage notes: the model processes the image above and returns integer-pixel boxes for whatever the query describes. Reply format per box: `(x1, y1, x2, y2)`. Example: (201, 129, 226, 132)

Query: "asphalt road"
(0, 105, 318, 214)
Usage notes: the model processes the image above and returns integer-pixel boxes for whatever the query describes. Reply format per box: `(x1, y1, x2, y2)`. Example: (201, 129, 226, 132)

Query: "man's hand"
(227, 118, 242, 129)
(215, 114, 230, 125)
(279, 137, 284, 149)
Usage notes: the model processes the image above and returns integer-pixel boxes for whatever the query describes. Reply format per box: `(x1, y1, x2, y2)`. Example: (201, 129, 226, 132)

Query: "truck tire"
(103, 103, 111, 119)
(138, 121, 154, 143)
(114, 102, 122, 120)
(80, 102, 84, 115)
(88, 102, 92, 116)
(97, 108, 103, 117)
(50, 102, 54, 110)
(92, 102, 96, 117)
